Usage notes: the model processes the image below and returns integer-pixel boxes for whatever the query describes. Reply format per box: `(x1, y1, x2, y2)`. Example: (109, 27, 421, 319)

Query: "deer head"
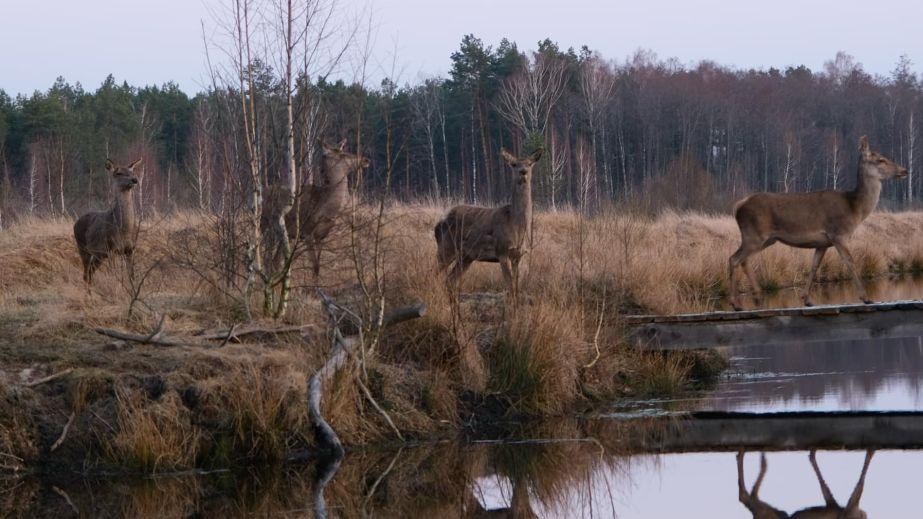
(501, 147, 543, 185)
(859, 136, 908, 180)
(105, 158, 142, 192)
(319, 139, 370, 182)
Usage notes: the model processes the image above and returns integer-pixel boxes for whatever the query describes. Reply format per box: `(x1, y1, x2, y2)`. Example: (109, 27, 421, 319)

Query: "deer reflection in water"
(737, 450, 874, 519)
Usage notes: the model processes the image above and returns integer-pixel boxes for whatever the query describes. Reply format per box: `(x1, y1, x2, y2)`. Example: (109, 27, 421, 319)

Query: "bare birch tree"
(579, 55, 614, 202)
(206, 0, 355, 317)
(495, 52, 567, 141)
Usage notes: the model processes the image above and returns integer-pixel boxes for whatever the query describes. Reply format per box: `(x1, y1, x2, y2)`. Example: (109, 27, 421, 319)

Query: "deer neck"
(510, 178, 532, 238)
(319, 161, 350, 202)
(112, 189, 137, 233)
(850, 163, 882, 221)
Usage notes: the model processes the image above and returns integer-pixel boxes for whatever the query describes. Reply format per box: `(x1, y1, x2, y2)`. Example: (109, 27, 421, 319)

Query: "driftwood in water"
(308, 290, 426, 457)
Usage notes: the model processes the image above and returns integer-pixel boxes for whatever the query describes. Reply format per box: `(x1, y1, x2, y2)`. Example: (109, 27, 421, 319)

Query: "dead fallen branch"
(196, 324, 316, 342)
(25, 368, 74, 387)
(94, 326, 193, 347)
(95, 316, 208, 347)
(308, 290, 425, 456)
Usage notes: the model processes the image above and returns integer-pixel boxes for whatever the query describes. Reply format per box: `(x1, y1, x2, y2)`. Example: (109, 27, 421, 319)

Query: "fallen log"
(308, 291, 426, 457)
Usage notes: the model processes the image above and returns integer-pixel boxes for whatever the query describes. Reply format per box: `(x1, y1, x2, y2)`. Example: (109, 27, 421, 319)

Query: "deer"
(434, 148, 543, 298)
(729, 136, 908, 310)
(73, 158, 143, 285)
(737, 450, 874, 519)
(262, 139, 369, 279)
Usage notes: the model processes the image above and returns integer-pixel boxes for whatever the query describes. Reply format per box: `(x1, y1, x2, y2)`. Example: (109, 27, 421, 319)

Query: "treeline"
(0, 36, 920, 224)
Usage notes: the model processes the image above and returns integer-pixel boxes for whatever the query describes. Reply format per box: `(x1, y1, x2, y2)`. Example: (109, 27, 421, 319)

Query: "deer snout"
(897, 168, 909, 179)
(130, 178, 139, 185)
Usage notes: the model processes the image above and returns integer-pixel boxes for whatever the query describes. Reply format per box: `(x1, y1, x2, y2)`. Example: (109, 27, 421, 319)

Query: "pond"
(9, 279, 923, 518)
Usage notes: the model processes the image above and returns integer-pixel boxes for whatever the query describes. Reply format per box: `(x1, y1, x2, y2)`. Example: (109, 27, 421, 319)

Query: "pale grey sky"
(2, 0, 921, 96)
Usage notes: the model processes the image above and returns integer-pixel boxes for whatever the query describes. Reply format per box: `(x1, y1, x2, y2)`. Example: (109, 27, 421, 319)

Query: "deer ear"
(858, 135, 870, 156)
(500, 148, 516, 164)
(128, 158, 143, 170)
(528, 147, 544, 164)
(105, 159, 115, 173)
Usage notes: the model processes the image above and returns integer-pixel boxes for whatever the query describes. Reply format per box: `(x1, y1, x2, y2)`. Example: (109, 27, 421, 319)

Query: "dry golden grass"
(3, 203, 917, 471)
(489, 301, 586, 414)
(383, 204, 923, 314)
(107, 388, 202, 472)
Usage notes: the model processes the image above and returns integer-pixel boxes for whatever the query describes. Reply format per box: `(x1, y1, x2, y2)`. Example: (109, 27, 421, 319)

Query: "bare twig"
(583, 299, 606, 369)
(143, 314, 166, 342)
(356, 375, 404, 441)
(50, 412, 75, 452)
(52, 485, 78, 515)
(363, 447, 403, 507)
(219, 323, 238, 347)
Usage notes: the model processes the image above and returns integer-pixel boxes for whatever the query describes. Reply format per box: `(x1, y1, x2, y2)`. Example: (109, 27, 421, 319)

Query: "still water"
(6, 442, 919, 517)
(10, 280, 923, 518)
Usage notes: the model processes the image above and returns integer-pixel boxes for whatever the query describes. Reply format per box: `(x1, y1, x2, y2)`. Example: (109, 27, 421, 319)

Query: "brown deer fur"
(737, 450, 873, 519)
(434, 148, 543, 297)
(729, 136, 907, 309)
(73, 158, 142, 284)
(263, 139, 369, 278)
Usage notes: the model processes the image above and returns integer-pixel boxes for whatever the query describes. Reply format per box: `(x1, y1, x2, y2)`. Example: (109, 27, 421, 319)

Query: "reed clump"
(107, 388, 202, 472)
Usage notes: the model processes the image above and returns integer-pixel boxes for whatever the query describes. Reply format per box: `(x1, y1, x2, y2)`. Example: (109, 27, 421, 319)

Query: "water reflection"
(737, 450, 873, 519)
(696, 337, 923, 412)
(6, 428, 921, 518)
(737, 276, 923, 310)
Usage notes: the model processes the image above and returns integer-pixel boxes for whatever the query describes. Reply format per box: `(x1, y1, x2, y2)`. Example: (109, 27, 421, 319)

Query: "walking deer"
(737, 450, 874, 519)
(263, 139, 369, 279)
(729, 136, 907, 310)
(74, 158, 142, 284)
(434, 148, 543, 298)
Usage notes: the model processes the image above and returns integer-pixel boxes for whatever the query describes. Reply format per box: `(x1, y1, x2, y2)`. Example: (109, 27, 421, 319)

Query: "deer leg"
(499, 255, 515, 300)
(803, 247, 828, 307)
(436, 240, 453, 274)
(740, 258, 764, 308)
(729, 242, 764, 310)
(511, 256, 521, 300)
(728, 247, 745, 310)
(310, 241, 322, 283)
(832, 240, 872, 304)
(79, 250, 91, 284)
(809, 450, 838, 507)
(751, 452, 768, 499)
(124, 249, 135, 283)
(85, 255, 103, 285)
(844, 450, 874, 513)
(736, 451, 751, 506)
(447, 257, 472, 293)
